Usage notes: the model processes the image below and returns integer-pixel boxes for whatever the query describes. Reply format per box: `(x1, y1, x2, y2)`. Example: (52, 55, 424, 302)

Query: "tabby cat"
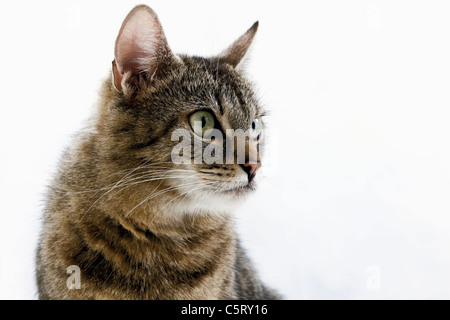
(36, 4, 280, 300)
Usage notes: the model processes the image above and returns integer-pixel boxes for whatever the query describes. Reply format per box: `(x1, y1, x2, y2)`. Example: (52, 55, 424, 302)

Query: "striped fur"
(36, 5, 280, 300)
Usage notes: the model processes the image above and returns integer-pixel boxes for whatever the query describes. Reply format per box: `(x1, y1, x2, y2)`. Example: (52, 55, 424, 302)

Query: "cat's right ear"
(112, 5, 178, 94)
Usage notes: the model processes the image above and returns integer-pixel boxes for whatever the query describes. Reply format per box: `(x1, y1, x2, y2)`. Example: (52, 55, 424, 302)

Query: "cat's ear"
(219, 22, 259, 68)
(112, 5, 178, 94)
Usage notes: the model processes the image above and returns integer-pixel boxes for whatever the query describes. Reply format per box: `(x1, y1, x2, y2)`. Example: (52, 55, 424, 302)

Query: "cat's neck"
(121, 209, 234, 242)
(78, 203, 236, 262)
(76, 209, 237, 298)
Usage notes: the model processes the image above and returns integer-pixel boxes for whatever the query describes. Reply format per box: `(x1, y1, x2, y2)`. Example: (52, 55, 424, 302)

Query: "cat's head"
(97, 5, 265, 218)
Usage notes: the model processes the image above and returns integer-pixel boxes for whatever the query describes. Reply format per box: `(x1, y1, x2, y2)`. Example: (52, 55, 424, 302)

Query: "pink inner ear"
(114, 7, 164, 75)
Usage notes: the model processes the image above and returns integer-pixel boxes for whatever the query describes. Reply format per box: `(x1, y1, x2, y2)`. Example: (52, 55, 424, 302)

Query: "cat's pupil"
(202, 117, 207, 128)
(252, 121, 256, 130)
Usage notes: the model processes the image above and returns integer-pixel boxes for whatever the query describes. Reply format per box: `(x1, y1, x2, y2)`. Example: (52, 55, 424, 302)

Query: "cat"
(36, 4, 280, 300)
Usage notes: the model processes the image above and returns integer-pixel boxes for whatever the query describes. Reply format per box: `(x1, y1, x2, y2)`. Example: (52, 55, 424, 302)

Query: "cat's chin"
(164, 172, 261, 218)
(162, 183, 256, 218)
(222, 179, 257, 193)
(195, 181, 258, 211)
(197, 186, 254, 208)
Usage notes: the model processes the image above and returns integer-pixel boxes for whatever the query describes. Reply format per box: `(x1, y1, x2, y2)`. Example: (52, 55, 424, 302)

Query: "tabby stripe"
(129, 118, 178, 150)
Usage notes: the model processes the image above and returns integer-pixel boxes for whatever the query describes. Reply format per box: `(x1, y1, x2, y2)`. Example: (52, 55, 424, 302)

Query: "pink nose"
(240, 161, 262, 182)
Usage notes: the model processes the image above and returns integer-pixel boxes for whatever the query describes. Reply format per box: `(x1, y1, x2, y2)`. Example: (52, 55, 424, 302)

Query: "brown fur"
(36, 5, 280, 300)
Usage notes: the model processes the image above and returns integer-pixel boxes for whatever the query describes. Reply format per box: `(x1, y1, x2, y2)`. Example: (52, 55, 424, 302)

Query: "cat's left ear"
(112, 5, 179, 94)
(218, 22, 259, 69)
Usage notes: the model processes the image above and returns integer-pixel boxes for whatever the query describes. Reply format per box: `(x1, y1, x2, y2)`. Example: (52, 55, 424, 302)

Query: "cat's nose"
(240, 161, 262, 182)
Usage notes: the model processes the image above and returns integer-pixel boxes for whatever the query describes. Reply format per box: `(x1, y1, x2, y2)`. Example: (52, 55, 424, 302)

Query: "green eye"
(189, 111, 216, 137)
(250, 118, 262, 140)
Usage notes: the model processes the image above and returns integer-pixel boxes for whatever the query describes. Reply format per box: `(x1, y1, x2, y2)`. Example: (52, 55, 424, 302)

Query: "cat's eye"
(189, 111, 216, 138)
(250, 119, 262, 140)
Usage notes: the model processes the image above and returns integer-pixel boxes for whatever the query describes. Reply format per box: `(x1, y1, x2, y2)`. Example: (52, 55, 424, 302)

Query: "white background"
(1, 0, 450, 299)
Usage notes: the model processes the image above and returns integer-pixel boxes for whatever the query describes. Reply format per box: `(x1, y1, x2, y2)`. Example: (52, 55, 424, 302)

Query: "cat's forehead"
(175, 56, 260, 127)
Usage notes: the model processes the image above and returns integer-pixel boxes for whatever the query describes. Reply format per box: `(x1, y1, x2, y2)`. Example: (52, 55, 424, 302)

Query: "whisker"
(55, 168, 198, 194)
(81, 173, 200, 220)
(124, 181, 205, 219)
